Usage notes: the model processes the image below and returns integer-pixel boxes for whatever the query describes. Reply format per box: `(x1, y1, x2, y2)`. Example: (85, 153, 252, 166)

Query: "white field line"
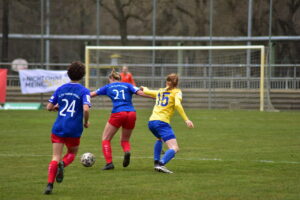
(0, 153, 299, 165)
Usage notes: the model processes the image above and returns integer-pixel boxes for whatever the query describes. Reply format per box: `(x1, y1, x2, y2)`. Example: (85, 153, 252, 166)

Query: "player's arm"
(47, 103, 56, 111)
(83, 91, 91, 128)
(47, 91, 58, 111)
(175, 93, 194, 128)
(140, 86, 158, 98)
(83, 104, 90, 128)
(90, 86, 106, 98)
(136, 90, 155, 99)
(90, 91, 97, 97)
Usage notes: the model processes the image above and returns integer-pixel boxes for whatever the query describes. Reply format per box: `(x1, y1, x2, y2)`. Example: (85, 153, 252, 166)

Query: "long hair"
(109, 68, 121, 81)
(166, 73, 179, 90)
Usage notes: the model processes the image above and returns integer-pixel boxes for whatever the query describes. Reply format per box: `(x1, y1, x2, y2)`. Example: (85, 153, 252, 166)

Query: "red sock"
(102, 140, 112, 164)
(121, 141, 130, 152)
(62, 152, 76, 167)
(47, 160, 58, 183)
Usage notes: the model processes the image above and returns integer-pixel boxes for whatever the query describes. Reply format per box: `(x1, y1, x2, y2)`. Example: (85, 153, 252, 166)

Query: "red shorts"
(51, 134, 80, 148)
(108, 111, 136, 130)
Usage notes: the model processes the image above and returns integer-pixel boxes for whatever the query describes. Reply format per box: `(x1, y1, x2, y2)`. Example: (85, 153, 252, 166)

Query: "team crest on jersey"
(176, 92, 182, 99)
(86, 95, 91, 103)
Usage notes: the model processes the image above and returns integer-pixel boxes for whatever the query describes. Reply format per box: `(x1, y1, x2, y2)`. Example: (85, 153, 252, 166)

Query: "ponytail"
(109, 68, 121, 81)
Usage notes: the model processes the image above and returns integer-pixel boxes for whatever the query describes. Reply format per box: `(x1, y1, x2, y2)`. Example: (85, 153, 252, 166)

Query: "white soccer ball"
(80, 152, 96, 167)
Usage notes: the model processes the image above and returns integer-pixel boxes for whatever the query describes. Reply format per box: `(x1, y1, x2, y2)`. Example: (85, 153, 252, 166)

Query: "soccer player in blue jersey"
(44, 61, 91, 194)
(141, 73, 194, 174)
(91, 70, 150, 170)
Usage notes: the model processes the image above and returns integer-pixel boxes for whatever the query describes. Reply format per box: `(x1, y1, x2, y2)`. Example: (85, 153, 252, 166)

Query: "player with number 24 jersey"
(49, 83, 91, 137)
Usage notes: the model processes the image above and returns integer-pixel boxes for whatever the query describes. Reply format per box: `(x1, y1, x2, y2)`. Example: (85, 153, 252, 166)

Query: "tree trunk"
(1, 0, 9, 66)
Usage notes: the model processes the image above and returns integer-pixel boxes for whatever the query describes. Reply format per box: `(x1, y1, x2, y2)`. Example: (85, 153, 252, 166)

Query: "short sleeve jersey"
(48, 83, 91, 138)
(95, 82, 139, 113)
(147, 88, 182, 124)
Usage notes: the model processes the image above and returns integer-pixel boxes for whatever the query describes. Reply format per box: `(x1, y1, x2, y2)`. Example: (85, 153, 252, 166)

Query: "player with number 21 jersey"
(91, 70, 150, 170)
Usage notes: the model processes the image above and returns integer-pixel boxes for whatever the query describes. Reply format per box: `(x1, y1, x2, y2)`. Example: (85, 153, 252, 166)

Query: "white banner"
(19, 70, 70, 94)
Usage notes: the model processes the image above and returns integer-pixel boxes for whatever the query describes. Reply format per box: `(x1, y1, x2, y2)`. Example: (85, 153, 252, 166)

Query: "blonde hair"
(166, 73, 179, 89)
(109, 69, 121, 81)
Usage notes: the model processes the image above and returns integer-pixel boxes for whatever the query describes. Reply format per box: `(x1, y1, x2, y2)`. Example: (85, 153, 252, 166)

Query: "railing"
(8, 74, 300, 90)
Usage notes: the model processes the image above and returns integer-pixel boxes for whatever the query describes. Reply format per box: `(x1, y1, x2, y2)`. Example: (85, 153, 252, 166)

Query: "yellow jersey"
(143, 87, 189, 124)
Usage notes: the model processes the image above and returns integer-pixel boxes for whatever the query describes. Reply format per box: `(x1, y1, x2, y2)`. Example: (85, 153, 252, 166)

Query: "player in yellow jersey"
(141, 73, 194, 173)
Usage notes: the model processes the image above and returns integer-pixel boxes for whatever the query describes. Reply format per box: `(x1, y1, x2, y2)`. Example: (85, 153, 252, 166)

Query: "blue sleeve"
(95, 85, 107, 96)
(82, 88, 92, 107)
(48, 90, 58, 105)
(128, 84, 140, 94)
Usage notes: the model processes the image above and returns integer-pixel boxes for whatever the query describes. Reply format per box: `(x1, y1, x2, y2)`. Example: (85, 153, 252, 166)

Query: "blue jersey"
(95, 82, 139, 113)
(48, 83, 91, 138)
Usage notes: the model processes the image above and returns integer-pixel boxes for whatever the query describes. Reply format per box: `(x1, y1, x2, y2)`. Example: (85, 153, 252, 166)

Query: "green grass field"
(0, 109, 299, 200)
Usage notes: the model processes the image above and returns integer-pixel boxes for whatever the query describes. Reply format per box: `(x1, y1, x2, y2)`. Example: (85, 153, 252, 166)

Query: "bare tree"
(1, 0, 9, 65)
(100, 0, 147, 45)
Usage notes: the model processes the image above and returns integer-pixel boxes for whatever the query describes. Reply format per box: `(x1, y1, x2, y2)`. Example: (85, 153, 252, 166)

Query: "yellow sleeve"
(143, 87, 158, 98)
(174, 92, 189, 121)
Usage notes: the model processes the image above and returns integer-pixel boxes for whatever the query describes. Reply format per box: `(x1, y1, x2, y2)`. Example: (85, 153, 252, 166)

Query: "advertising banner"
(19, 69, 70, 94)
(0, 69, 8, 103)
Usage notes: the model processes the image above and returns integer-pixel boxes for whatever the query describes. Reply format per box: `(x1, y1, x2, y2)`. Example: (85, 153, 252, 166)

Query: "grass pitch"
(0, 109, 299, 200)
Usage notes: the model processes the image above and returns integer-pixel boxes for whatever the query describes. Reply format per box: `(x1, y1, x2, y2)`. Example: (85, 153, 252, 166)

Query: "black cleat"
(123, 152, 131, 167)
(44, 183, 53, 195)
(154, 160, 160, 167)
(56, 161, 64, 183)
(102, 162, 114, 170)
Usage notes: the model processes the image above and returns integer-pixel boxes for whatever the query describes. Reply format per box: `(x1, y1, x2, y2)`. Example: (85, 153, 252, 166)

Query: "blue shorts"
(148, 120, 176, 142)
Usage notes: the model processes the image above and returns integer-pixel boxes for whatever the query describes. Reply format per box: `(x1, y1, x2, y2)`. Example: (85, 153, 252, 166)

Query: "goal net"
(85, 46, 275, 111)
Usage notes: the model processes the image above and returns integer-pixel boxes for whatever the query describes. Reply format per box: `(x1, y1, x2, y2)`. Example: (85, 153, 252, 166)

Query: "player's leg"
(154, 139, 163, 166)
(161, 138, 179, 165)
(153, 122, 177, 173)
(44, 141, 64, 194)
(120, 128, 133, 167)
(148, 121, 164, 166)
(56, 138, 80, 183)
(63, 138, 80, 167)
(102, 122, 119, 170)
(120, 111, 136, 167)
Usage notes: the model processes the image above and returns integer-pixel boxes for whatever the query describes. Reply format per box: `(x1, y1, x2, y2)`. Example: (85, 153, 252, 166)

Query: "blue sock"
(154, 140, 163, 161)
(160, 149, 176, 165)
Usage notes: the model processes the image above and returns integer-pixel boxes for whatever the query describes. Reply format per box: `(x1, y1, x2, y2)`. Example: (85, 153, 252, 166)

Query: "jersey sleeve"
(48, 90, 58, 105)
(129, 84, 140, 94)
(82, 88, 92, 107)
(143, 87, 158, 98)
(174, 91, 189, 121)
(95, 85, 107, 96)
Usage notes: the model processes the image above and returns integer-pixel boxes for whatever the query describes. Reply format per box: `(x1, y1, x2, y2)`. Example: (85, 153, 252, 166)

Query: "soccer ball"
(80, 152, 96, 167)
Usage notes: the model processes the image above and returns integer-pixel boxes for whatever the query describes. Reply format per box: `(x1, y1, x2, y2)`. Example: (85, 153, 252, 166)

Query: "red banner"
(0, 69, 8, 103)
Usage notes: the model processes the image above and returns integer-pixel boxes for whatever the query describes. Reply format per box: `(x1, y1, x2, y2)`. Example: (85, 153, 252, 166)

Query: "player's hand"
(139, 86, 144, 91)
(185, 120, 194, 128)
(84, 122, 90, 128)
(53, 104, 59, 112)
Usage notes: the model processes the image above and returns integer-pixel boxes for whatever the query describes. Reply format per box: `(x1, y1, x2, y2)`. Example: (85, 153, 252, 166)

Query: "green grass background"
(0, 109, 299, 200)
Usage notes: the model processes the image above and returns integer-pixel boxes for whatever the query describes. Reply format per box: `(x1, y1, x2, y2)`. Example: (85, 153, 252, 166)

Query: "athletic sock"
(160, 149, 176, 165)
(62, 152, 76, 167)
(102, 140, 112, 164)
(47, 160, 58, 183)
(120, 141, 131, 152)
(154, 140, 163, 162)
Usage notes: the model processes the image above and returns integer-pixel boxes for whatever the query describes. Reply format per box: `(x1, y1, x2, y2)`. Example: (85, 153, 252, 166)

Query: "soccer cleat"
(154, 165, 173, 174)
(123, 152, 131, 167)
(43, 183, 53, 195)
(56, 161, 64, 183)
(102, 162, 115, 170)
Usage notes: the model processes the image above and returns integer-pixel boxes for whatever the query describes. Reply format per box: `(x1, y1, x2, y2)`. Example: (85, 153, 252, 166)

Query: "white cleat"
(154, 165, 173, 174)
